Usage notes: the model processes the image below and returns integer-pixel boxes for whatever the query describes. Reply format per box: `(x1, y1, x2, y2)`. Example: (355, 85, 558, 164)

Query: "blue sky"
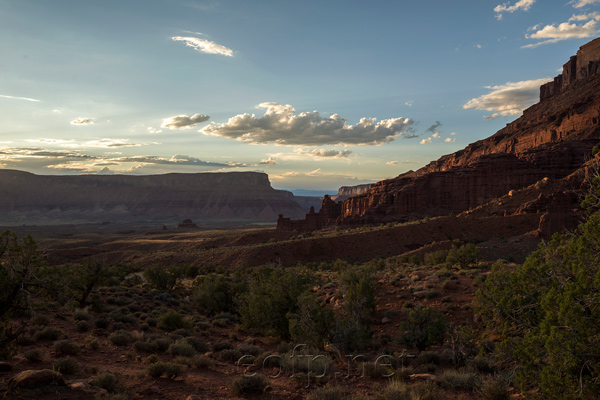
(1, 0, 599, 192)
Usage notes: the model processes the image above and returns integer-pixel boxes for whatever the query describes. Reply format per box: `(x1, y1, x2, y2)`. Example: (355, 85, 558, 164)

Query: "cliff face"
(0, 170, 307, 224)
(340, 37, 600, 225)
(331, 184, 373, 202)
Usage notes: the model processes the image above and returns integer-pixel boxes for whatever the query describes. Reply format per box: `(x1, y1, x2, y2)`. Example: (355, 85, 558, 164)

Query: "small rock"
(139, 386, 161, 395)
(426, 275, 440, 284)
(186, 395, 201, 400)
(381, 317, 391, 324)
(409, 373, 437, 381)
(9, 369, 66, 388)
(413, 290, 428, 298)
(70, 381, 108, 396)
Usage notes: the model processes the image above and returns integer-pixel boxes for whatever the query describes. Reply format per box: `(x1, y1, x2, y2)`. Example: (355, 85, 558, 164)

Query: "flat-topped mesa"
(0, 170, 308, 224)
(540, 37, 600, 101)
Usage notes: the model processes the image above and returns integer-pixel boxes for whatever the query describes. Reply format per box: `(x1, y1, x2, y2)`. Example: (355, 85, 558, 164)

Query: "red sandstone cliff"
(339, 37, 600, 225)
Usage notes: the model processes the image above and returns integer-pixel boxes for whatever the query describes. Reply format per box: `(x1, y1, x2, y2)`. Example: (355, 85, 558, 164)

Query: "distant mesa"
(0, 171, 308, 225)
(277, 37, 600, 239)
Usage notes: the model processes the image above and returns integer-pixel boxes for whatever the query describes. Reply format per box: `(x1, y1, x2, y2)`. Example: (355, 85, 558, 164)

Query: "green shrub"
(183, 336, 208, 353)
(212, 341, 234, 352)
(237, 265, 312, 338)
(479, 375, 510, 400)
(53, 357, 79, 375)
(398, 307, 446, 351)
(53, 340, 81, 356)
(345, 275, 376, 326)
(475, 203, 600, 398)
(168, 341, 197, 358)
(191, 355, 213, 369)
(34, 326, 63, 341)
(146, 362, 186, 379)
(157, 311, 192, 332)
(237, 344, 262, 357)
(133, 340, 159, 353)
(439, 369, 481, 390)
(76, 320, 92, 332)
(374, 380, 410, 400)
(424, 249, 449, 265)
(108, 330, 133, 346)
(192, 273, 236, 316)
(288, 291, 334, 350)
(230, 374, 268, 397)
(409, 380, 440, 400)
(219, 348, 242, 363)
(90, 372, 118, 392)
(143, 264, 185, 292)
(24, 348, 43, 362)
(446, 243, 479, 268)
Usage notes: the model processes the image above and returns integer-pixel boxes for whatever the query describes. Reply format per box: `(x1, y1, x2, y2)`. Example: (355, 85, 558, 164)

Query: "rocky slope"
(0, 170, 307, 225)
(340, 37, 600, 226)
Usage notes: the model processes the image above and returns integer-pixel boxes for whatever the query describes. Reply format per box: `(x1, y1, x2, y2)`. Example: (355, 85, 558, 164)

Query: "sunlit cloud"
(172, 36, 234, 57)
(494, 0, 535, 20)
(270, 168, 372, 190)
(70, 117, 95, 125)
(201, 102, 415, 146)
(444, 137, 456, 143)
(463, 78, 551, 117)
(259, 157, 277, 165)
(420, 137, 432, 144)
(161, 114, 210, 130)
(432, 132, 440, 138)
(0, 94, 41, 102)
(293, 148, 352, 158)
(405, 101, 414, 107)
(570, 0, 600, 8)
(147, 127, 163, 134)
(523, 13, 600, 48)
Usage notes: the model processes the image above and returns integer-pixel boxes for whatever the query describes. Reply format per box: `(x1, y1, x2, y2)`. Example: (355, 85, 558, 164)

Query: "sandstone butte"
(278, 37, 600, 237)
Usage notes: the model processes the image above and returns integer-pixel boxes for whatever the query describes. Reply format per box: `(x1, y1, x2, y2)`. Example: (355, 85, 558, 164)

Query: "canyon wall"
(339, 37, 600, 225)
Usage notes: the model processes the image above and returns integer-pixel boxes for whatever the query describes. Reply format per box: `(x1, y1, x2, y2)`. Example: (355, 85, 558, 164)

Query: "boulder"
(8, 369, 66, 388)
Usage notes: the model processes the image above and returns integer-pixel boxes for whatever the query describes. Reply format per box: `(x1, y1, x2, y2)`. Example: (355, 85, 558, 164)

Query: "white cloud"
(483, 113, 501, 120)
(147, 127, 163, 134)
(259, 157, 277, 165)
(475, 44, 483, 49)
(523, 13, 600, 48)
(161, 114, 210, 130)
(405, 100, 414, 107)
(0, 94, 41, 102)
(494, 0, 535, 20)
(463, 78, 552, 117)
(270, 168, 371, 190)
(420, 137, 432, 144)
(84, 139, 141, 148)
(451, 132, 456, 135)
(444, 137, 456, 143)
(70, 117, 95, 125)
(432, 132, 440, 138)
(387, 161, 399, 165)
(293, 148, 352, 158)
(571, 0, 600, 8)
(200, 102, 415, 146)
(172, 36, 234, 57)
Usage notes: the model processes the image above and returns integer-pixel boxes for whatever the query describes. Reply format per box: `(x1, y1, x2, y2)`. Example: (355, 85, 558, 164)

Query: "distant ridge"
(0, 170, 307, 225)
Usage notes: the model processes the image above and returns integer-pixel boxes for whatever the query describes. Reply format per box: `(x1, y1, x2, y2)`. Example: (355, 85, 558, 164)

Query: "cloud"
(0, 94, 41, 102)
(270, 168, 372, 190)
(494, 0, 535, 20)
(112, 154, 228, 167)
(420, 137, 432, 144)
(71, 117, 95, 125)
(387, 161, 399, 165)
(483, 113, 501, 120)
(475, 44, 483, 49)
(444, 138, 456, 143)
(259, 157, 277, 165)
(25, 138, 149, 149)
(147, 127, 163, 134)
(294, 148, 352, 158)
(405, 101, 414, 107)
(201, 102, 415, 146)
(523, 13, 600, 48)
(171, 36, 234, 57)
(571, 0, 600, 8)
(425, 121, 442, 134)
(463, 78, 552, 117)
(432, 132, 440, 138)
(161, 114, 210, 130)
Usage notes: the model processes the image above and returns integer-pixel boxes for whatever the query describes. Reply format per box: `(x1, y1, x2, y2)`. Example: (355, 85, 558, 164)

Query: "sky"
(1, 0, 599, 193)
